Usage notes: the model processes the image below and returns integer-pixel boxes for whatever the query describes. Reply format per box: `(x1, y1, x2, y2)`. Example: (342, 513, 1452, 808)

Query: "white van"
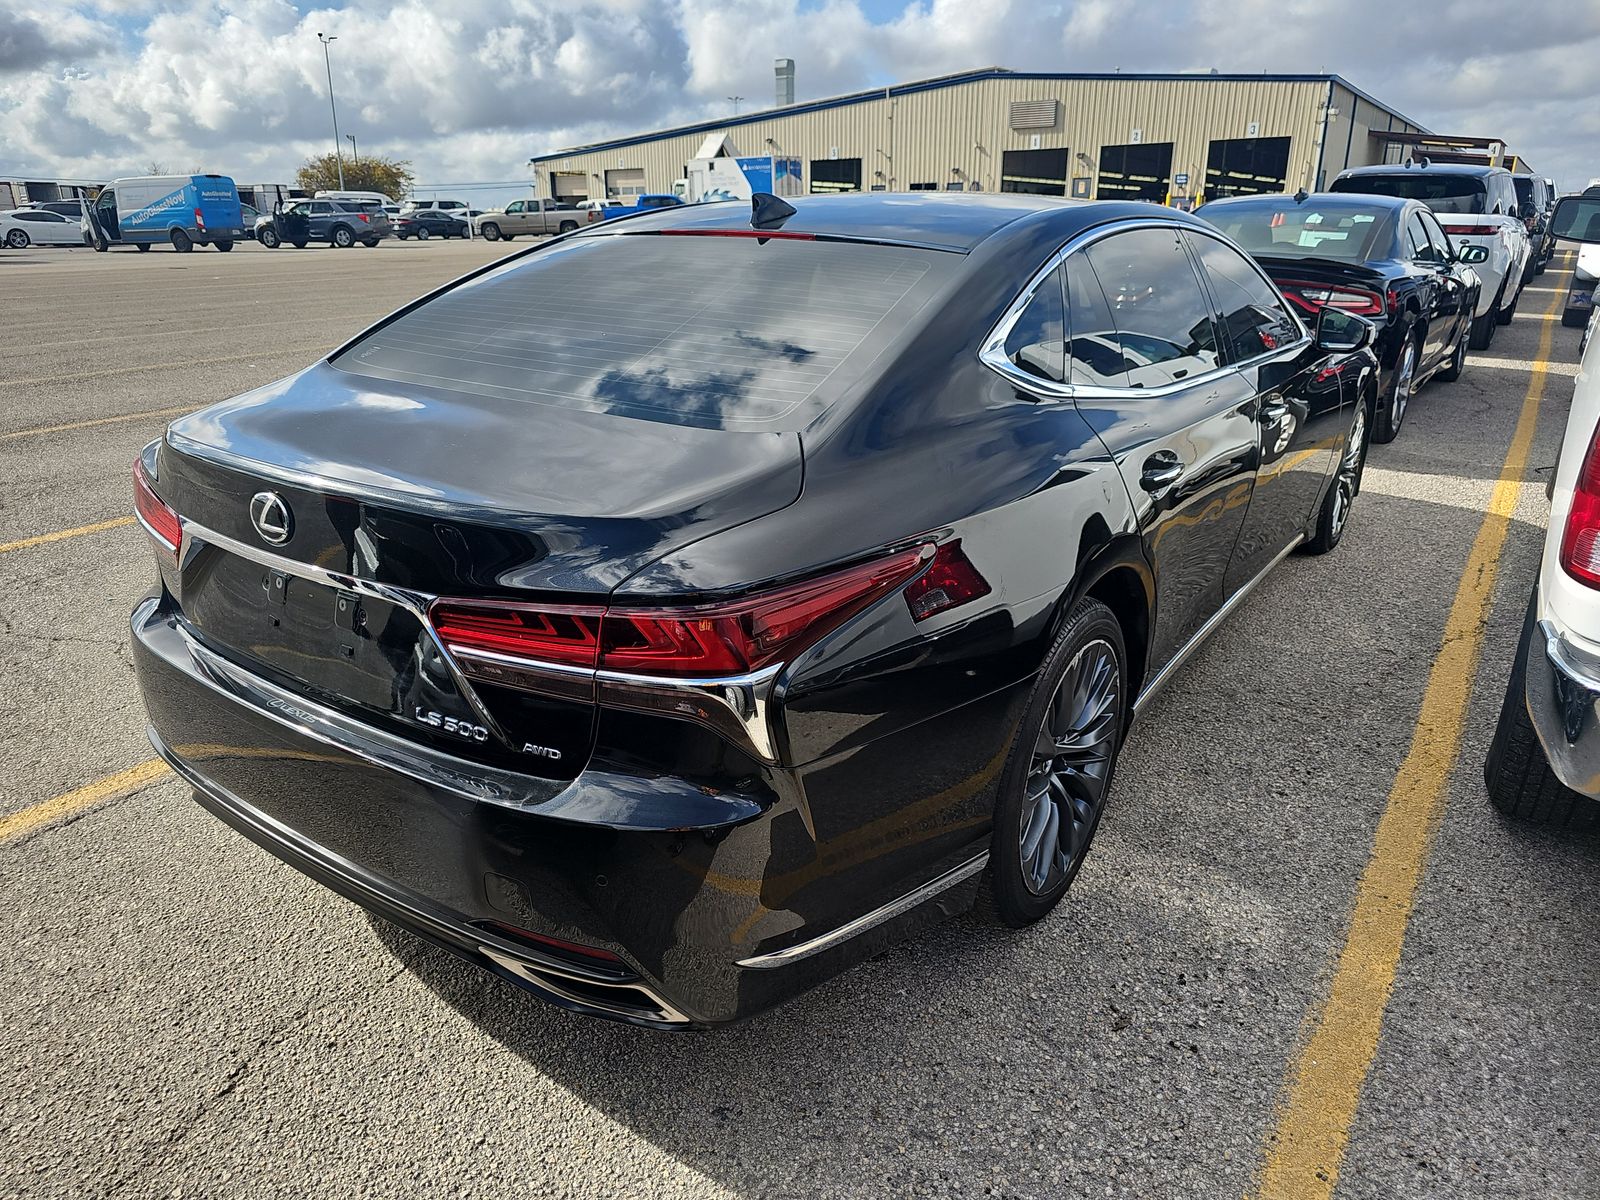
(399, 198, 468, 213)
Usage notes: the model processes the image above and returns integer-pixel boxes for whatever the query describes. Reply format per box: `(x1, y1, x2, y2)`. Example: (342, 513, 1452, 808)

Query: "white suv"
(1485, 192, 1600, 826)
(1332, 163, 1531, 351)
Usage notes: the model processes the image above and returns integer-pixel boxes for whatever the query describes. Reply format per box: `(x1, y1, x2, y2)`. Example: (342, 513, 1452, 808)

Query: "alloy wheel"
(1392, 338, 1416, 429)
(1019, 638, 1121, 895)
(1329, 402, 1366, 538)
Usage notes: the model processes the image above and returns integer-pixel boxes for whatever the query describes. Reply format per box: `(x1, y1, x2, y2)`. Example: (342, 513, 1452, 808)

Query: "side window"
(505, 201, 523, 213)
(1184, 233, 1300, 362)
(1002, 266, 1065, 382)
(1407, 213, 1443, 262)
(1420, 211, 1454, 260)
(1064, 253, 1129, 388)
(1084, 228, 1222, 387)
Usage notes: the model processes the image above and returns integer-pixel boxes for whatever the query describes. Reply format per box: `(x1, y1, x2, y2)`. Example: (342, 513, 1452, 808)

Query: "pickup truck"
(472, 199, 585, 241)
(593, 194, 685, 220)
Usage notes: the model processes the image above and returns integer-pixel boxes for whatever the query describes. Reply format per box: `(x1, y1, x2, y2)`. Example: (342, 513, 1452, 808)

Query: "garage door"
(551, 172, 589, 201)
(606, 168, 645, 198)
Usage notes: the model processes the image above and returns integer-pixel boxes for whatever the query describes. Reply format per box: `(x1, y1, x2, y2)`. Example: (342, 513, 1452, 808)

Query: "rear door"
(1416, 209, 1471, 362)
(1183, 230, 1342, 592)
(1066, 225, 1260, 671)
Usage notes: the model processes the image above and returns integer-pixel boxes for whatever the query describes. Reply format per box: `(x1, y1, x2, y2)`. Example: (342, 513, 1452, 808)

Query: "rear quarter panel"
(1538, 321, 1600, 653)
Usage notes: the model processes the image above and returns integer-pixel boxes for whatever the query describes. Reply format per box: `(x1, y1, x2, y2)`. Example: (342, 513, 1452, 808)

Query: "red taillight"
(193, 207, 205, 231)
(1442, 224, 1498, 238)
(132, 458, 181, 560)
(357, 212, 370, 223)
(601, 548, 930, 677)
(430, 600, 603, 668)
(1560, 425, 1600, 589)
(903, 540, 992, 621)
(1279, 280, 1384, 316)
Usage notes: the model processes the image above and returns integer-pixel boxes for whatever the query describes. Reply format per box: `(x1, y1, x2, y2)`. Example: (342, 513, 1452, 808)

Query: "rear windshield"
(331, 233, 950, 430)
(1330, 173, 1486, 215)
(1201, 200, 1388, 261)
(1513, 177, 1537, 209)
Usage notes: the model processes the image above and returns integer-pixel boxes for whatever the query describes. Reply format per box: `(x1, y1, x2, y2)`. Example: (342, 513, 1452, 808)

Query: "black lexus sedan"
(131, 194, 1376, 1028)
(1199, 191, 1483, 444)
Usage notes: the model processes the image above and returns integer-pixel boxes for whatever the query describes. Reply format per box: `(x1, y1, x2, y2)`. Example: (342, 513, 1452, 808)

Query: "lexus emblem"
(249, 491, 293, 545)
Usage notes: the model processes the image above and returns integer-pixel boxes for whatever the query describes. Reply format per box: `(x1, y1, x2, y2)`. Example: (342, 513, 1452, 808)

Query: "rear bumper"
(132, 594, 994, 1026)
(1524, 609, 1600, 800)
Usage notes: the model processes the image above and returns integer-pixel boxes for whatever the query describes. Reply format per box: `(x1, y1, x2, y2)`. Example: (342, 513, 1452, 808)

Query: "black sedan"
(1199, 191, 1483, 444)
(395, 208, 469, 240)
(130, 194, 1376, 1028)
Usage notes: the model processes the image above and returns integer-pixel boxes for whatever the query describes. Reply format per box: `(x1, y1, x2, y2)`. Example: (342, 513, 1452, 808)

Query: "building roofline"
(529, 66, 1429, 166)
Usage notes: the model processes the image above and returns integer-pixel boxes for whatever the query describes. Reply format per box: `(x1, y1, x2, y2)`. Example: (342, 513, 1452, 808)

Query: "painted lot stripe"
(0, 515, 135, 554)
(0, 760, 171, 845)
(1254, 277, 1564, 1199)
(1, 405, 193, 442)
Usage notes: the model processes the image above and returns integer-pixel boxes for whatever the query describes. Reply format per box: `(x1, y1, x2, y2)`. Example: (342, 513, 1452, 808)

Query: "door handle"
(1140, 451, 1183, 492)
(1259, 397, 1289, 424)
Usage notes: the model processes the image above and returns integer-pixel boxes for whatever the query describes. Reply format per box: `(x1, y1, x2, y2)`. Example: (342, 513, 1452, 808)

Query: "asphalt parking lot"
(3, 238, 1597, 1199)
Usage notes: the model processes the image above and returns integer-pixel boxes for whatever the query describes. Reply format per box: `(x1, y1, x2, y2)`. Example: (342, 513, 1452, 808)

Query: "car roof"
(570, 191, 1212, 253)
(1202, 190, 1415, 212)
(1337, 163, 1508, 179)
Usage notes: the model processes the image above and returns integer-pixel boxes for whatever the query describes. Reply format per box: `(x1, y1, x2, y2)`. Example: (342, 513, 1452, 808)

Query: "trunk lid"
(157, 363, 803, 778)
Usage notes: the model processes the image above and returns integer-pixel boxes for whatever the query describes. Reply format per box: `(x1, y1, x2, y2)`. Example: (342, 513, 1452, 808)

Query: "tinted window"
(1064, 253, 1128, 388)
(1003, 268, 1065, 382)
(1406, 213, 1444, 262)
(1082, 228, 1222, 388)
(1331, 173, 1487, 215)
(1419, 210, 1454, 257)
(1513, 177, 1535, 213)
(334, 235, 950, 430)
(1184, 233, 1300, 362)
(1200, 198, 1386, 262)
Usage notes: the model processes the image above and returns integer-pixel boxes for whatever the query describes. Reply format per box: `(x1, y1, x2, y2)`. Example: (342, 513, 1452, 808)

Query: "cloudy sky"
(2, 0, 1597, 206)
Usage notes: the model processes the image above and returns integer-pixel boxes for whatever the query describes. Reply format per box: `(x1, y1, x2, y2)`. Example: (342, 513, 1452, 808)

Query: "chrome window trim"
(978, 217, 1313, 402)
(176, 519, 785, 765)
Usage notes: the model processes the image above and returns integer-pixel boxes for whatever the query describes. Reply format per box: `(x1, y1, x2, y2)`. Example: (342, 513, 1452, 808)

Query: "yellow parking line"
(0, 345, 325, 389)
(0, 760, 171, 845)
(1, 405, 192, 441)
(1254, 276, 1565, 1198)
(0, 515, 136, 555)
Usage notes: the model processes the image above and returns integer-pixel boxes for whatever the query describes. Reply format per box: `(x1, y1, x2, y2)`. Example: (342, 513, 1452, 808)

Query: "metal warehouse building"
(528, 67, 1427, 207)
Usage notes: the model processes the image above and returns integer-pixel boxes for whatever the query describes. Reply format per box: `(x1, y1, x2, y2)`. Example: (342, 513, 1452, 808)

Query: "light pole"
(727, 95, 744, 115)
(317, 32, 345, 191)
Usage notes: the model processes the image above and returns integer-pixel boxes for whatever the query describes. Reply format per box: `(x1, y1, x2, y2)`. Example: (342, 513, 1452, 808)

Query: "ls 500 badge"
(413, 707, 489, 743)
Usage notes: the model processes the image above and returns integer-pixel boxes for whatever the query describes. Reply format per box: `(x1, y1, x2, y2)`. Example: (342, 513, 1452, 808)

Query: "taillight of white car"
(1560, 424, 1600, 588)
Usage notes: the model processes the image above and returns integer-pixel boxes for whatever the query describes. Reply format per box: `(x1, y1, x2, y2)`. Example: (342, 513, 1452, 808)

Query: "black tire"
(134, 242, 149, 253)
(1371, 330, 1418, 445)
(1498, 284, 1519, 325)
(1304, 395, 1368, 555)
(558, 220, 578, 234)
(169, 228, 192, 253)
(1436, 320, 1469, 383)
(416, 226, 430, 241)
(258, 227, 280, 249)
(481, 223, 501, 241)
(1484, 591, 1597, 828)
(502, 233, 515, 241)
(331, 225, 355, 248)
(1469, 290, 1500, 350)
(1535, 254, 1547, 277)
(214, 239, 233, 252)
(5, 228, 31, 249)
(978, 596, 1128, 928)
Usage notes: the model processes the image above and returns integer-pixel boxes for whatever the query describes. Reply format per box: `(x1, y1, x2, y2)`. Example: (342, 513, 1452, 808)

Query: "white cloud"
(0, 0, 1596, 195)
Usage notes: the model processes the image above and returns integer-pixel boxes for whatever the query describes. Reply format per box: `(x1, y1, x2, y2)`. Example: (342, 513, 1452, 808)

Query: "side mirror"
(1458, 244, 1490, 264)
(1549, 195, 1600, 245)
(1315, 307, 1375, 354)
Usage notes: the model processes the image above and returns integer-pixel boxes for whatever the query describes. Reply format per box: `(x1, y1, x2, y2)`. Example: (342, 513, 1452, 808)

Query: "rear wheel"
(1498, 284, 1520, 324)
(331, 225, 355, 248)
(979, 597, 1127, 927)
(416, 226, 430, 241)
(362, 238, 379, 247)
(1484, 592, 1597, 828)
(5, 228, 30, 249)
(1469, 286, 1501, 350)
(481, 222, 501, 241)
(1372, 332, 1417, 445)
(1305, 397, 1367, 555)
(214, 239, 233, 252)
(258, 227, 280, 249)
(169, 228, 192, 253)
(558, 220, 578, 234)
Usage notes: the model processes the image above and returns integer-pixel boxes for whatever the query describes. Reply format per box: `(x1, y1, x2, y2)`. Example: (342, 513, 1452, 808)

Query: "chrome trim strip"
(736, 851, 989, 969)
(134, 509, 178, 554)
(1133, 535, 1304, 716)
(978, 217, 1312, 401)
(479, 946, 692, 1025)
(596, 664, 784, 764)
